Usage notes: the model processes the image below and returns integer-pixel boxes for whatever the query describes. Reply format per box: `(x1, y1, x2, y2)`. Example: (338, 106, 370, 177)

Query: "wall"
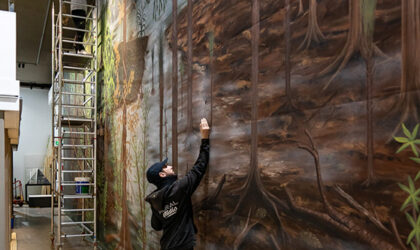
(0, 10, 16, 82)
(97, 0, 420, 249)
(0, 10, 19, 112)
(0, 116, 6, 250)
(16, 51, 51, 85)
(0, 114, 11, 250)
(13, 87, 51, 199)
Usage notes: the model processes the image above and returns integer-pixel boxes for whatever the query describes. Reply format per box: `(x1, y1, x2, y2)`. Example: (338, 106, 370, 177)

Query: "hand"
(200, 118, 210, 139)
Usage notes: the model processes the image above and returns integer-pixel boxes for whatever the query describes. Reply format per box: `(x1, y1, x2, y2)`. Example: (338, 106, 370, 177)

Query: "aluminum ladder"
(50, 0, 98, 249)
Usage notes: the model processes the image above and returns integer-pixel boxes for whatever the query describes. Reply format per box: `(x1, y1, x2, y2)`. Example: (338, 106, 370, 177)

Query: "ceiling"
(1, 0, 54, 85)
(1, 0, 52, 64)
(16, 0, 52, 64)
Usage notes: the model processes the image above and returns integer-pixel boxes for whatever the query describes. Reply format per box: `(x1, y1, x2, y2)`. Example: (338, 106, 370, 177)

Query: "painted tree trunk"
(159, 33, 164, 161)
(315, 0, 382, 90)
(117, 104, 132, 250)
(361, 0, 377, 186)
(187, 0, 193, 133)
(298, 0, 304, 15)
(116, 0, 132, 248)
(231, 1, 287, 248)
(285, 0, 292, 106)
(165, 107, 168, 158)
(172, 0, 178, 169)
(104, 120, 111, 225)
(399, 0, 420, 123)
(151, 48, 155, 95)
(208, 31, 214, 126)
(142, 107, 147, 250)
(299, 0, 325, 50)
(180, 60, 184, 119)
(250, 0, 258, 177)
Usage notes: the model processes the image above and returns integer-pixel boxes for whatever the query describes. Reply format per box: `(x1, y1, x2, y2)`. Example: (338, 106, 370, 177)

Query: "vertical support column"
(0, 116, 9, 250)
(93, 0, 98, 247)
(57, 0, 63, 247)
(50, 1, 55, 243)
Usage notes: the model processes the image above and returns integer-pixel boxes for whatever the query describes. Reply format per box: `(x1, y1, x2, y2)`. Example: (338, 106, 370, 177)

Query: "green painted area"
(361, 0, 377, 42)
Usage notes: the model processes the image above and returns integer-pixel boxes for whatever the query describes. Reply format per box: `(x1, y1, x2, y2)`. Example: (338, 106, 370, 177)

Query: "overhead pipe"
(36, 0, 52, 65)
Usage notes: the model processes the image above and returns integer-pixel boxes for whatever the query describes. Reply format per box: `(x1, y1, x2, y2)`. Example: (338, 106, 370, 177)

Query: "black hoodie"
(145, 139, 210, 250)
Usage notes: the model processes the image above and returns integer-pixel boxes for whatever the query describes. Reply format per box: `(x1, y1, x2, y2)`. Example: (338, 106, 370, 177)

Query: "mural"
(96, 0, 420, 249)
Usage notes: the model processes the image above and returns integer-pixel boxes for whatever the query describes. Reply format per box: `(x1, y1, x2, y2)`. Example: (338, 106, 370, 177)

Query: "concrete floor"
(13, 205, 94, 250)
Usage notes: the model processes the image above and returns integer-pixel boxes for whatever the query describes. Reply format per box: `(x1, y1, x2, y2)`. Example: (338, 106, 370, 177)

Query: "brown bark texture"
(313, 0, 383, 90)
(298, 0, 325, 50)
(172, 0, 178, 169)
(395, 0, 420, 127)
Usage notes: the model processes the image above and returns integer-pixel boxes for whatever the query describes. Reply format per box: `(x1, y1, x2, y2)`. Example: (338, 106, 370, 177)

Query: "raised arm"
(178, 118, 210, 195)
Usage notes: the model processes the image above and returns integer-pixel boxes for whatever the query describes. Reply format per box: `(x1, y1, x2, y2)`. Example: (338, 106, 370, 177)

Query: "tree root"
(388, 95, 420, 142)
(318, 40, 387, 91)
(334, 185, 391, 235)
(287, 128, 399, 249)
(390, 217, 407, 250)
(297, 130, 333, 212)
(228, 166, 289, 248)
(310, 0, 388, 91)
(233, 208, 282, 250)
(194, 174, 226, 212)
(361, 176, 379, 187)
(283, 187, 398, 249)
(298, 0, 304, 16)
(298, 0, 325, 51)
(233, 209, 259, 250)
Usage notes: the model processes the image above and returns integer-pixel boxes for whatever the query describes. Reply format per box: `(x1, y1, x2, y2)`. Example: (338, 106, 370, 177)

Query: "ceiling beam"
(20, 82, 51, 89)
(36, 0, 52, 65)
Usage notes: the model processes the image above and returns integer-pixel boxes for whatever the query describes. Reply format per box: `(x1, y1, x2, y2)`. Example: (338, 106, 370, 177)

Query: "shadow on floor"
(13, 206, 94, 250)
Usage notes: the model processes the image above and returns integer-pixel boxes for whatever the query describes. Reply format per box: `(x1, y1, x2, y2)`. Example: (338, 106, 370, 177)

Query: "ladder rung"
(61, 157, 94, 160)
(61, 170, 93, 173)
(61, 136, 93, 140)
(63, 52, 94, 58)
(63, 131, 95, 135)
(62, 144, 93, 148)
(61, 92, 95, 97)
(61, 208, 95, 212)
(61, 182, 94, 186)
(61, 39, 95, 46)
(61, 221, 94, 225)
(63, 66, 95, 71)
(62, 116, 93, 120)
(61, 117, 94, 123)
(59, 13, 95, 20)
(62, 194, 94, 199)
(62, 79, 95, 84)
(62, 26, 95, 33)
(62, 105, 95, 110)
(62, 1, 96, 8)
(61, 233, 93, 238)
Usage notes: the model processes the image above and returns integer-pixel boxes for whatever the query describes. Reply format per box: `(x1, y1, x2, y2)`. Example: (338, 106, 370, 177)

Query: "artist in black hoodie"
(145, 118, 210, 250)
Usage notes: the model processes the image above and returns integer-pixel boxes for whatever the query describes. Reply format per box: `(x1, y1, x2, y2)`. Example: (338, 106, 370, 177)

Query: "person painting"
(146, 118, 210, 250)
(70, 0, 87, 53)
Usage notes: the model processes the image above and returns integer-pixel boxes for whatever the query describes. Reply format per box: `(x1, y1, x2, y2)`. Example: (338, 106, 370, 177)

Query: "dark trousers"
(71, 9, 86, 52)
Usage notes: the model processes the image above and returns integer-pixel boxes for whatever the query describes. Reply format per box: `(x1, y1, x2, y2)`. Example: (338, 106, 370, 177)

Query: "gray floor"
(13, 206, 94, 250)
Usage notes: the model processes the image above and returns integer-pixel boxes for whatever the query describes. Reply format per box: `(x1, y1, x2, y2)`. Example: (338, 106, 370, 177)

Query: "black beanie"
(146, 158, 168, 187)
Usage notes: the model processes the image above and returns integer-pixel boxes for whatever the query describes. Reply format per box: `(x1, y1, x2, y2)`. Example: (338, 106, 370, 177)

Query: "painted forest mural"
(96, 0, 420, 249)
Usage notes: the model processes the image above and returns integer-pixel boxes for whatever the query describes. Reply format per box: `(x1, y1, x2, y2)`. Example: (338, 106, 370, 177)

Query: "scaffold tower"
(50, 0, 98, 249)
